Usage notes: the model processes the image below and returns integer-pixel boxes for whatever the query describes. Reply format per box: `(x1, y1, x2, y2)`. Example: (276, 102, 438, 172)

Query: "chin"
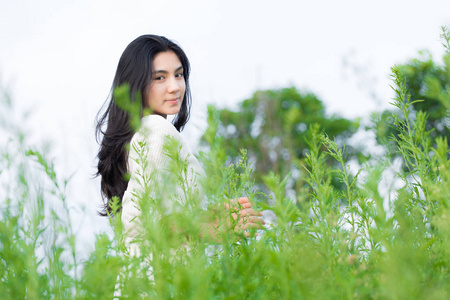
(168, 108, 181, 115)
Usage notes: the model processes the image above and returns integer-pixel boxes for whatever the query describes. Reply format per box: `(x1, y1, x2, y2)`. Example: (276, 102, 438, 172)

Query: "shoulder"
(127, 115, 181, 170)
(139, 114, 180, 139)
(129, 114, 185, 158)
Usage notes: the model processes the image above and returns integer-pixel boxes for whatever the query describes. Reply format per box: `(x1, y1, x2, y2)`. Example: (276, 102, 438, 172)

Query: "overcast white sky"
(1, 0, 449, 252)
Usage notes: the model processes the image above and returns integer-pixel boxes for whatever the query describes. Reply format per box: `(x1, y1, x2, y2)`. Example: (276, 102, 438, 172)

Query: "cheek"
(180, 81, 186, 94)
(147, 86, 162, 103)
(146, 92, 156, 108)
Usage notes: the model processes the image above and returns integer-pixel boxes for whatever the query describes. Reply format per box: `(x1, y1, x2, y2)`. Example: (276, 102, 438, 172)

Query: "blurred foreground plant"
(1, 32, 450, 299)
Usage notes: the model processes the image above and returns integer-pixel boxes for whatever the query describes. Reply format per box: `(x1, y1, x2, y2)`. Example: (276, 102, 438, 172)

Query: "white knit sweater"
(121, 114, 204, 251)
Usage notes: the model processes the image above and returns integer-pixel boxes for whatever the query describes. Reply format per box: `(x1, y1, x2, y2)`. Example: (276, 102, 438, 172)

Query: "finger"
(239, 216, 265, 226)
(241, 202, 251, 209)
(232, 212, 263, 221)
(228, 198, 249, 210)
(240, 222, 264, 230)
(246, 216, 265, 224)
(233, 213, 265, 224)
(238, 208, 262, 217)
(237, 197, 250, 205)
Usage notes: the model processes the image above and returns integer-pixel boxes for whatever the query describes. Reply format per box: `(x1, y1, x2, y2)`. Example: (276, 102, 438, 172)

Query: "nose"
(167, 76, 180, 93)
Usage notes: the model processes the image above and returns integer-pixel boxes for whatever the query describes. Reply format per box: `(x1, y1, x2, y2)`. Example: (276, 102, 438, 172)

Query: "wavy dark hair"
(95, 35, 191, 216)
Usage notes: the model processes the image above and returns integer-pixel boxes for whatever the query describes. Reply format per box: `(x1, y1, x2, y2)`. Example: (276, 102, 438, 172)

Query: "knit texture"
(121, 114, 204, 252)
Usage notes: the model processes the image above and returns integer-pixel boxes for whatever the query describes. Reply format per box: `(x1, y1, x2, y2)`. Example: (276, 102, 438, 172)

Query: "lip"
(165, 97, 180, 103)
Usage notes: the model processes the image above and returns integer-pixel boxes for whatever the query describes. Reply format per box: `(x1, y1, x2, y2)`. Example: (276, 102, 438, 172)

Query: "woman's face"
(147, 51, 186, 118)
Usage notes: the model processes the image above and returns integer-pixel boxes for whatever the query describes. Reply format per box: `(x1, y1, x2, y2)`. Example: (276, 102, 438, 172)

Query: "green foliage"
(372, 27, 450, 153)
(1, 31, 450, 299)
(204, 87, 360, 194)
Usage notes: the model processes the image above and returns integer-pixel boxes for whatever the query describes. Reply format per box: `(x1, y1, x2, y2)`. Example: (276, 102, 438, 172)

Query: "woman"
(96, 35, 263, 247)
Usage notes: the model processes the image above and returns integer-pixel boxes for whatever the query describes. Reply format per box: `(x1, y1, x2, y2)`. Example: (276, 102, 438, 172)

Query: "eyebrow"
(153, 66, 183, 74)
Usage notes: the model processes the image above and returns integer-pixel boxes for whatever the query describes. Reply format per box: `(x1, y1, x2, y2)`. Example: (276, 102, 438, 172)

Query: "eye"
(175, 73, 184, 78)
(154, 76, 165, 81)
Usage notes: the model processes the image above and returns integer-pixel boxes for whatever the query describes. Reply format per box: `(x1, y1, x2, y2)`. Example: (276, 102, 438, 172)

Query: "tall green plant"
(1, 28, 450, 299)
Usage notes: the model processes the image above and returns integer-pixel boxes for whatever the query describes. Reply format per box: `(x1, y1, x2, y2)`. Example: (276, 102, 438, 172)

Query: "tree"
(203, 87, 359, 193)
(372, 28, 450, 152)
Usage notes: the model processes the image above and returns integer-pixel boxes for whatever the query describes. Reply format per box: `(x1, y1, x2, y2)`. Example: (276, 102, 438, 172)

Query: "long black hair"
(96, 35, 192, 216)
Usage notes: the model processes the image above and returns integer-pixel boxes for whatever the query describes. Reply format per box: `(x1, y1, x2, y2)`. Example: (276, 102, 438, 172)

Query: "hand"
(226, 197, 265, 237)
